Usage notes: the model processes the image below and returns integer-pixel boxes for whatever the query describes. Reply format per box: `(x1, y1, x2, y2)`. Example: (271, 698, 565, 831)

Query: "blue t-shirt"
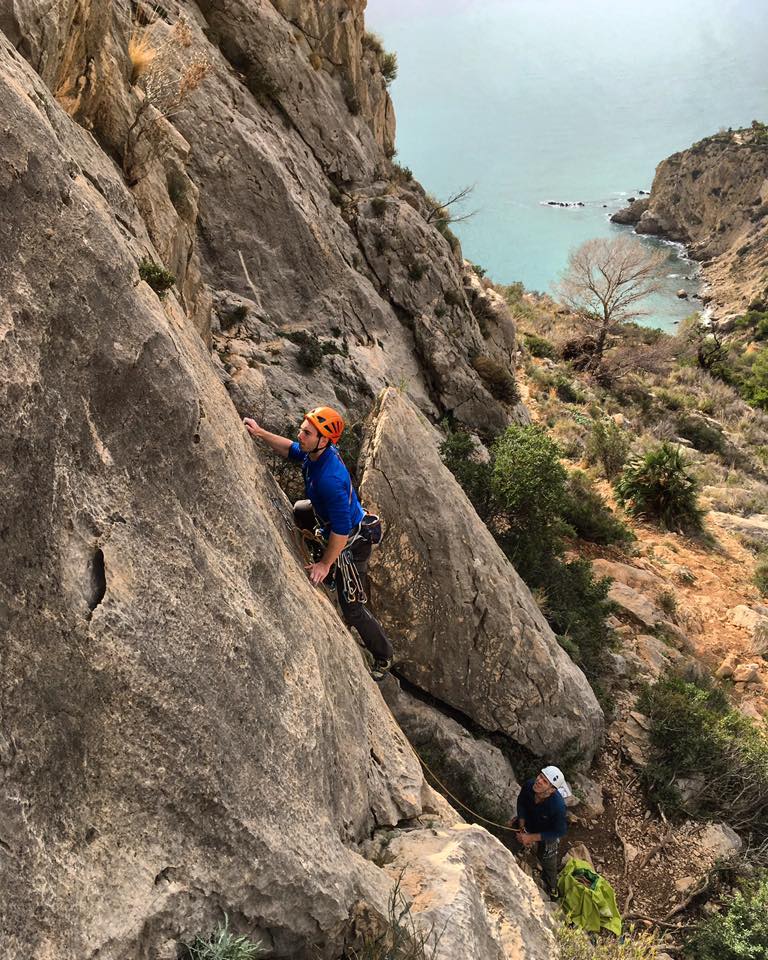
(516, 777, 568, 842)
(288, 442, 365, 537)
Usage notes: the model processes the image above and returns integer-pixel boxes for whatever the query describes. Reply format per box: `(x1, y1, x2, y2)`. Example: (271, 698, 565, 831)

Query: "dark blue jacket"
(289, 442, 364, 537)
(517, 777, 568, 842)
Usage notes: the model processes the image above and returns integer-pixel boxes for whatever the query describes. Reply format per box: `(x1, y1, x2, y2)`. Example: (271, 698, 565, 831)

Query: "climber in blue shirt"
(244, 405, 394, 680)
(511, 766, 571, 897)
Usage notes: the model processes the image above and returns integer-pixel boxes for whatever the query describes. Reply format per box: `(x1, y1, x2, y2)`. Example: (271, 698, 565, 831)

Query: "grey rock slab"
(359, 388, 603, 760)
(711, 511, 768, 546)
(697, 823, 743, 861)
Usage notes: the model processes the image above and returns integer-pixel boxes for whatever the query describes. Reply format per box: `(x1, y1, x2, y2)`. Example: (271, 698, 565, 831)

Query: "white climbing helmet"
(541, 765, 573, 799)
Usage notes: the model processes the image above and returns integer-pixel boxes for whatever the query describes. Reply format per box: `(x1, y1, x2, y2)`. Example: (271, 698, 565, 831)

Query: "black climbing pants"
(510, 820, 560, 896)
(293, 500, 393, 663)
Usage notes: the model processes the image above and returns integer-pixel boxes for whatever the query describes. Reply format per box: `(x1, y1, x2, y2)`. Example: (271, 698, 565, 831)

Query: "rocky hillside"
(613, 123, 768, 320)
(0, 2, 605, 957)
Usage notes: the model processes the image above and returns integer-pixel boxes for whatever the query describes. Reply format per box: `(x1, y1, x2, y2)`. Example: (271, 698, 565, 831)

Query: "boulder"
(733, 663, 760, 683)
(677, 289, 689, 299)
(698, 823, 743, 861)
(591, 559, 665, 594)
(605, 580, 664, 629)
(621, 713, 652, 767)
(569, 774, 604, 820)
(563, 843, 595, 868)
(610, 197, 650, 225)
(716, 652, 739, 679)
(635, 633, 682, 679)
(383, 825, 557, 959)
(381, 681, 520, 825)
(359, 388, 604, 760)
(710, 512, 768, 547)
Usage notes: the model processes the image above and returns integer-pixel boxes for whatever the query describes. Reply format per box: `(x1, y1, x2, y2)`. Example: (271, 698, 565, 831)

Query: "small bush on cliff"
(139, 258, 175, 298)
(674, 414, 725, 455)
(741, 347, 768, 410)
(615, 442, 703, 533)
(753, 555, 768, 595)
(471, 355, 519, 403)
(684, 873, 768, 960)
(522, 331, 557, 360)
(380, 51, 398, 85)
(639, 674, 768, 834)
(345, 872, 440, 960)
(185, 916, 264, 960)
(585, 419, 630, 480)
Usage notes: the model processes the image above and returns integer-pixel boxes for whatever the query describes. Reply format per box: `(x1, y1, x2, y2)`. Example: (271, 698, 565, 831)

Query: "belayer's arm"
(243, 418, 293, 459)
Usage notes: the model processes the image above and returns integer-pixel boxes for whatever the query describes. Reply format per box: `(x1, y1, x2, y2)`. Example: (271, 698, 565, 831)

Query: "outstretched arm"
(244, 418, 293, 459)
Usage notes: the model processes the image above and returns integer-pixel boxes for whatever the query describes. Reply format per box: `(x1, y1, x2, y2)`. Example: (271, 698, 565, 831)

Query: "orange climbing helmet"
(305, 405, 345, 444)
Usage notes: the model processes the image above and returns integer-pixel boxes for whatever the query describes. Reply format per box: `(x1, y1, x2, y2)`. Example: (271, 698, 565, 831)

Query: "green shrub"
(639, 674, 768, 834)
(361, 31, 384, 54)
(408, 260, 427, 282)
(491, 425, 567, 552)
(675, 414, 725, 454)
(439, 423, 494, 522)
(585, 419, 630, 480)
(471, 355, 519, 403)
(391, 161, 413, 182)
(444, 288, 463, 307)
(554, 374, 585, 404)
(371, 196, 387, 217)
(615, 442, 703, 533)
(441, 423, 615, 683)
(741, 347, 768, 410)
(139, 258, 175, 298)
(684, 873, 768, 960)
(380, 51, 398, 85)
(186, 916, 264, 960)
(283, 330, 325, 369)
(753, 556, 768, 595)
(656, 589, 678, 618)
(562, 471, 635, 546)
(522, 332, 557, 360)
(470, 262, 487, 278)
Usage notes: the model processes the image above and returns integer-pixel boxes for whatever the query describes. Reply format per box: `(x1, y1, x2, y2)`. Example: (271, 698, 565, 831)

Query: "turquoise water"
(366, 0, 768, 329)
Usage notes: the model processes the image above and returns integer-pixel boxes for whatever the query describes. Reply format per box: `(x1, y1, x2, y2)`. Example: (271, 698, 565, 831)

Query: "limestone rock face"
(359, 388, 604, 760)
(0, 35, 430, 958)
(383, 825, 557, 960)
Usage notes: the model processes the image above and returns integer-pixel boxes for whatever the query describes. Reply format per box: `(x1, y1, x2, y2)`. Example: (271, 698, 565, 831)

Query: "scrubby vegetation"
(440, 423, 616, 684)
(471, 355, 519, 403)
(684, 872, 768, 960)
(139, 258, 176, 298)
(185, 917, 263, 960)
(562, 471, 635, 546)
(344, 873, 440, 960)
(557, 924, 659, 960)
(615, 443, 704, 533)
(585, 419, 630, 480)
(639, 674, 768, 836)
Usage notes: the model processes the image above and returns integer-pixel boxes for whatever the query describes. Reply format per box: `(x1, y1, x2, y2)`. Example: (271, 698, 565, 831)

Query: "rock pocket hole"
(86, 548, 107, 618)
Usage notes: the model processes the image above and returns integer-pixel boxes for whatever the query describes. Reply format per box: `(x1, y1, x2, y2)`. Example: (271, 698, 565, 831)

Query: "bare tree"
(557, 235, 667, 366)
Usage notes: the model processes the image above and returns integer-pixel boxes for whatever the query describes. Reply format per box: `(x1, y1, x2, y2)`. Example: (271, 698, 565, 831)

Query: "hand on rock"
(243, 417, 261, 438)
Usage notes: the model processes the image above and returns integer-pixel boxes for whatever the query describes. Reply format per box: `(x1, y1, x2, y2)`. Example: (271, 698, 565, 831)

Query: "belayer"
(244, 406, 394, 680)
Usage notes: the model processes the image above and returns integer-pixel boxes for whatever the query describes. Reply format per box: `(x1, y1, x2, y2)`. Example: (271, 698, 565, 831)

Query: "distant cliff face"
(613, 126, 768, 319)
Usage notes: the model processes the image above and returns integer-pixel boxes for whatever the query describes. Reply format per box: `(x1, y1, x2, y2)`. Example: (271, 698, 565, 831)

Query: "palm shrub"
(615, 442, 703, 533)
(684, 873, 768, 960)
(585, 419, 630, 479)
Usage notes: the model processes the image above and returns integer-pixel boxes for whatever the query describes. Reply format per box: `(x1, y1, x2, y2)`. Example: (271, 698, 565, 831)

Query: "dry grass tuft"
(128, 25, 160, 84)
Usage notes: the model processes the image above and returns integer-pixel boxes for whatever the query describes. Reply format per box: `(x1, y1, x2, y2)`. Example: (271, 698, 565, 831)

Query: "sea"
(366, 0, 768, 330)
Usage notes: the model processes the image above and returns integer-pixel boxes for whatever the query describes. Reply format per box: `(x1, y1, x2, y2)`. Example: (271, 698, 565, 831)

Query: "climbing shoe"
(370, 658, 392, 682)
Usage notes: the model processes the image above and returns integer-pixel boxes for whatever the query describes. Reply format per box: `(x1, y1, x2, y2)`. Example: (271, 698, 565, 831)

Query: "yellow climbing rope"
(414, 749, 522, 834)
